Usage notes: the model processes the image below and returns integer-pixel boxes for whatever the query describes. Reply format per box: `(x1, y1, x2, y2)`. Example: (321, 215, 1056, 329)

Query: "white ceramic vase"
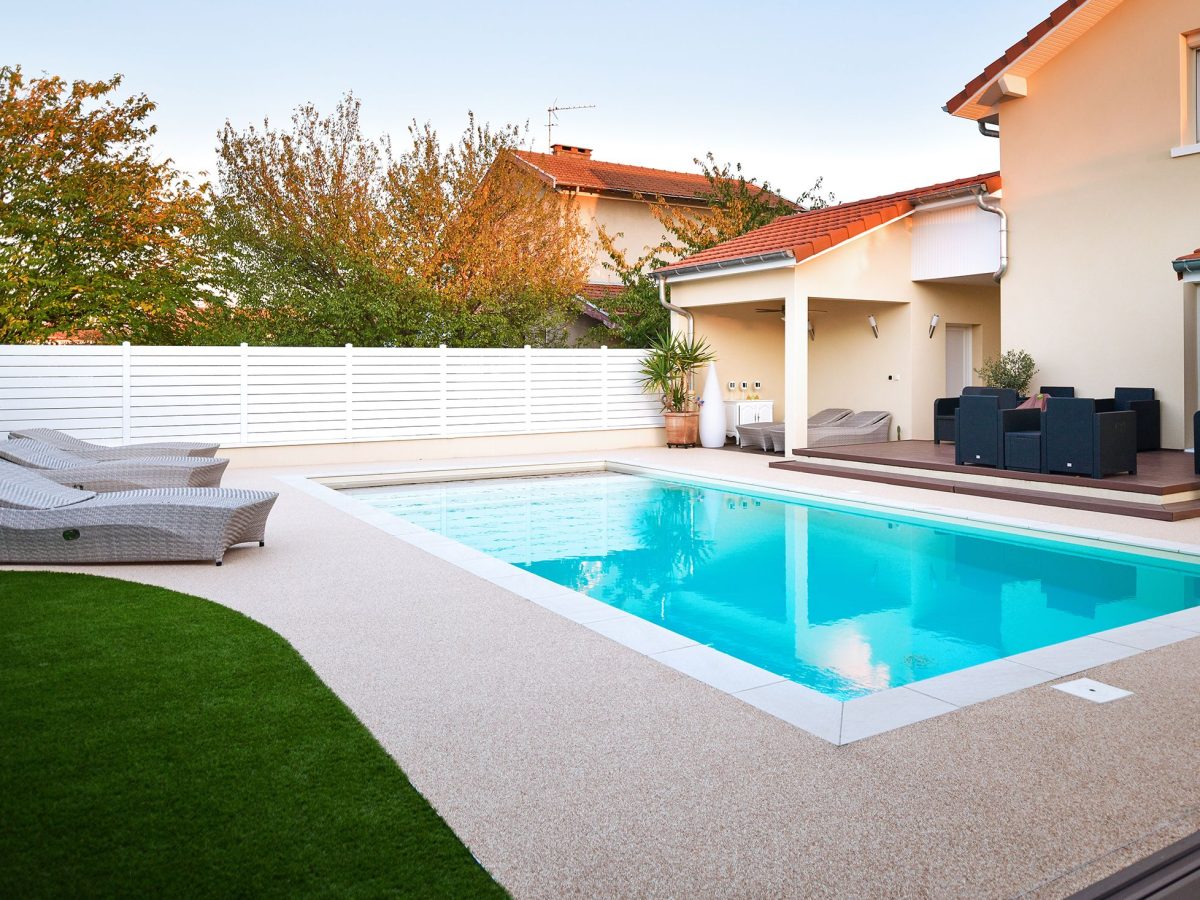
(698, 363, 726, 449)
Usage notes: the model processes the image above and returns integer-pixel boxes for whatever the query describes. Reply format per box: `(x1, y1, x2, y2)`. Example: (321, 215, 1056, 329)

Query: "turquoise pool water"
(359, 471, 1200, 700)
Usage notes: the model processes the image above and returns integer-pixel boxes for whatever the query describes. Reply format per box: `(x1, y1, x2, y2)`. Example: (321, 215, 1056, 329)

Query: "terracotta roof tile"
(1173, 248, 1200, 279)
(581, 283, 626, 301)
(511, 149, 794, 207)
(513, 150, 717, 202)
(945, 0, 1092, 116)
(657, 172, 1001, 275)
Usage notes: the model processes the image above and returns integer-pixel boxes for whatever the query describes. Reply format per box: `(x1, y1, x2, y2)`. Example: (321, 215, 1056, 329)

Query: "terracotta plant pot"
(663, 411, 699, 448)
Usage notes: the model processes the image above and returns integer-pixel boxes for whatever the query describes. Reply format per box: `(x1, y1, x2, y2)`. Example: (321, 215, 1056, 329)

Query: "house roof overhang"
(1174, 249, 1200, 282)
(653, 173, 1001, 283)
(944, 0, 1124, 120)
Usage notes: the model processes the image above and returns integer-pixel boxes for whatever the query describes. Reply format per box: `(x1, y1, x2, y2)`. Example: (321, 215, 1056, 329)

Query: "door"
(945, 325, 972, 396)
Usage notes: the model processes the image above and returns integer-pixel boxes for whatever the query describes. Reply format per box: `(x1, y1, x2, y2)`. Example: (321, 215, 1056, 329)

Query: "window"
(1175, 32, 1200, 155)
(1191, 35, 1200, 143)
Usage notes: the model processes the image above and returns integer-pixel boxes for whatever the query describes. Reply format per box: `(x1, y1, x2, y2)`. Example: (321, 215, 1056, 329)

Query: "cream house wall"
(794, 219, 1000, 443)
(572, 194, 706, 286)
(995, 0, 1200, 448)
(688, 303, 786, 409)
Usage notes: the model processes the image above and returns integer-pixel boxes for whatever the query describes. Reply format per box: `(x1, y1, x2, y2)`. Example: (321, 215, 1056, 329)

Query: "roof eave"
(945, 0, 1120, 121)
(1174, 257, 1200, 281)
(653, 250, 796, 281)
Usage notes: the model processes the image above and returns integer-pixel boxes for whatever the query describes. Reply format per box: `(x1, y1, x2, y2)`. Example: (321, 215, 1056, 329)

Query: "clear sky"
(3, 0, 1052, 202)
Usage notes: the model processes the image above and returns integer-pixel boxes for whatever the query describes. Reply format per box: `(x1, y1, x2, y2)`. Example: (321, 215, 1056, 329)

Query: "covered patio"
(659, 173, 1005, 453)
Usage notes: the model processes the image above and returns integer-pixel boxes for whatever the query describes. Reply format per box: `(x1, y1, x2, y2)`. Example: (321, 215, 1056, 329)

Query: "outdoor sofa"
(738, 408, 851, 452)
(8, 427, 219, 459)
(0, 461, 276, 565)
(805, 411, 892, 448)
(0, 439, 229, 492)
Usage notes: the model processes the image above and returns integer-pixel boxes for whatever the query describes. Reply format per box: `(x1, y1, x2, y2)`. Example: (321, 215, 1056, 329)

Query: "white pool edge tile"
(291, 465, 1200, 747)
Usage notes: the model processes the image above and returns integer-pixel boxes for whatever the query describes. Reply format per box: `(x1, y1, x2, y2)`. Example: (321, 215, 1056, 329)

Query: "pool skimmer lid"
(1053, 678, 1132, 703)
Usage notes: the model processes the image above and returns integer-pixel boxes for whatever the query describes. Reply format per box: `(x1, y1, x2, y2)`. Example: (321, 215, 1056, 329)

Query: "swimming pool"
(356, 470, 1200, 702)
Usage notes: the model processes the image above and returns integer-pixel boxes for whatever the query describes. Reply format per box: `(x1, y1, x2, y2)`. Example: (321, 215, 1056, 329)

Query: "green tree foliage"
(596, 153, 835, 347)
(0, 67, 210, 343)
(976, 349, 1038, 395)
(198, 97, 587, 346)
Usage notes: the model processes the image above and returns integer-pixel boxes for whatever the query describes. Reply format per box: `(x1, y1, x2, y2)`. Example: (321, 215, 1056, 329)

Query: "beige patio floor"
(8, 446, 1200, 898)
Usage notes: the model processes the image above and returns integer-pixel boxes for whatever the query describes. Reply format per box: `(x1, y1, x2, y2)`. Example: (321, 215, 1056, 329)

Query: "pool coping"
(277, 458, 1200, 746)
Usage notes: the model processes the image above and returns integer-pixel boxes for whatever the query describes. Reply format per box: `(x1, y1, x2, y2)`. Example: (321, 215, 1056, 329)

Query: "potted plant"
(639, 332, 716, 447)
(976, 349, 1038, 398)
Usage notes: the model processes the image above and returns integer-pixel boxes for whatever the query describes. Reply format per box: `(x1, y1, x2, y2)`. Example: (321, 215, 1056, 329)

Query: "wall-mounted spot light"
(928, 313, 940, 339)
(867, 314, 879, 339)
(808, 319, 815, 341)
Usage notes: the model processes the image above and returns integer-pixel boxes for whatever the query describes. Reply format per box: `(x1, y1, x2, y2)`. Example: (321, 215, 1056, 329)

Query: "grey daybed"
(804, 411, 892, 448)
(0, 439, 228, 491)
(9, 427, 219, 459)
(739, 409, 852, 452)
(0, 461, 276, 565)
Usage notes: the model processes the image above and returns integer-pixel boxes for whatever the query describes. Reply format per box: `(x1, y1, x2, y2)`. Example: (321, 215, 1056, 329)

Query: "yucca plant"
(638, 332, 716, 413)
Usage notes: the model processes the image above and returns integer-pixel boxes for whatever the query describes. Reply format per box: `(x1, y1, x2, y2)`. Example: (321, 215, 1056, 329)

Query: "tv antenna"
(546, 101, 595, 149)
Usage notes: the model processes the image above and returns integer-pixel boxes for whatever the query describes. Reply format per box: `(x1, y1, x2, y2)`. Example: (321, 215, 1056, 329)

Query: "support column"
(784, 285, 808, 455)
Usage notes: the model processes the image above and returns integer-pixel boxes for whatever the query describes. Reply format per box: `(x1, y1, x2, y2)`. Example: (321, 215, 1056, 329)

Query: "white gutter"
(652, 250, 795, 283)
(974, 188, 1008, 282)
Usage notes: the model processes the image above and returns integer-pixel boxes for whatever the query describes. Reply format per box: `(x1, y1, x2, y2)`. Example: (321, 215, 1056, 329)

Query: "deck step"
(770, 459, 1200, 521)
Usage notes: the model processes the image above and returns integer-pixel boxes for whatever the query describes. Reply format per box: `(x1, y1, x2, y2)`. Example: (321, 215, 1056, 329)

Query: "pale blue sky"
(3, 1, 1052, 201)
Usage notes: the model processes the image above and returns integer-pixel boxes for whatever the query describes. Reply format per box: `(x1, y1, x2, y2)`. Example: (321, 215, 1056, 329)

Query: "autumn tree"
(0, 67, 210, 343)
(597, 153, 835, 346)
(201, 96, 588, 346)
(648, 153, 834, 259)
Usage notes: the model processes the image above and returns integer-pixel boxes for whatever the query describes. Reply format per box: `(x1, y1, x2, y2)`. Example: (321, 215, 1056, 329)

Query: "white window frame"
(1173, 33, 1200, 157)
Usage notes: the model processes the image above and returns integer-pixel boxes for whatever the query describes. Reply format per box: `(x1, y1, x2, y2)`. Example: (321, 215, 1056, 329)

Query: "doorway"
(945, 324, 973, 396)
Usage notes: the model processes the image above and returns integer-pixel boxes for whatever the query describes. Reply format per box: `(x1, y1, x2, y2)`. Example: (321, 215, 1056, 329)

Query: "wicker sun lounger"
(0, 439, 228, 492)
(805, 411, 892, 448)
(736, 420, 782, 451)
(0, 461, 276, 565)
(8, 428, 219, 459)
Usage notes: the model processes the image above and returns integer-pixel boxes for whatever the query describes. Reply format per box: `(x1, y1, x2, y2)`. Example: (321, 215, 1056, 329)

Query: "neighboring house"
(654, 174, 1005, 452)
(510, 144, 717, 297)
(656, 0, 1200, 452)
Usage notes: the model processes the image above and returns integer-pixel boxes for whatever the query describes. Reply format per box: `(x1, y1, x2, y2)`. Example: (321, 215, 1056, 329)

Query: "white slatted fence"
(0, 344, 662, 447)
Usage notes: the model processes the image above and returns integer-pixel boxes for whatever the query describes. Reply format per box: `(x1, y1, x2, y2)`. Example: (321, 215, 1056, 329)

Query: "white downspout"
(975, 188, 1008, 282)
(658, 277, 693, 340)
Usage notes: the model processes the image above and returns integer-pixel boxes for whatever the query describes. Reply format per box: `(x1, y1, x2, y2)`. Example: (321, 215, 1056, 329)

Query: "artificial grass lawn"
(0, 571, 506, 898)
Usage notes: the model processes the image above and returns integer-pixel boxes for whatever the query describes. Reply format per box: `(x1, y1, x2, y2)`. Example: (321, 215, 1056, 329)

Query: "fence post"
(344, 343, 354, 441)
(121, 342, 131, 443)
(524, 345, 533, 433)
(239, 343, 249, 444)
(600, 345, 609, 430)
(439, 344, 448, 437)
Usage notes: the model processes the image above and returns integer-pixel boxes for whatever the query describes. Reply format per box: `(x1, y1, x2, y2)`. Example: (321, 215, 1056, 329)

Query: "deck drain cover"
(1053, 678, 1131, 703)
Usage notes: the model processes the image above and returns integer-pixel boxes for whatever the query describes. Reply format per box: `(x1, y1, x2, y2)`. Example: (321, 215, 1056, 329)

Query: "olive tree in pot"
(976, 349, 1038, 398)
(639, 332, 716, 447)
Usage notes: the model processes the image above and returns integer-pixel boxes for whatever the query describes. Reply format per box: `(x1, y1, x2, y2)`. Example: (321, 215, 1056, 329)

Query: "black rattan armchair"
(934, 387, 1019, 444)
(1113, 387, 1160, 451)
(954, 395, 1041, 468)
(1043, 397, 1137, 478)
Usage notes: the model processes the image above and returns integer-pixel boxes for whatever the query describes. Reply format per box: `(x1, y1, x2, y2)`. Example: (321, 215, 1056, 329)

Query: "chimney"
(551, 144, 592, 158)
